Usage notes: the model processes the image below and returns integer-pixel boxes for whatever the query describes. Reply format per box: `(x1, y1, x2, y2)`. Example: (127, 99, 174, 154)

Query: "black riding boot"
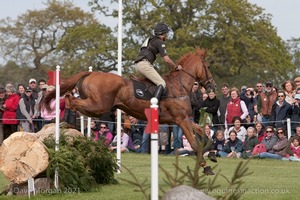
(153, 85, 164, 103)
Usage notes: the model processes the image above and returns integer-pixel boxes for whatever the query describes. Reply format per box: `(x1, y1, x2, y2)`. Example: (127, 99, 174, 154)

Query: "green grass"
(0, 154, 299, 199)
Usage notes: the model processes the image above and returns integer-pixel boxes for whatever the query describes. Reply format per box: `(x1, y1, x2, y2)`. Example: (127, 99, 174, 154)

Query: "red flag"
(144, 107, 159, 134)
(47, 71, 60, 85)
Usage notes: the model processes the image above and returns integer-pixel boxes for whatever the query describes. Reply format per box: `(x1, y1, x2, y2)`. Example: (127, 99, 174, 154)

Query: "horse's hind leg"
(66, 94, 108, 117)
(177, 118, 214, 175)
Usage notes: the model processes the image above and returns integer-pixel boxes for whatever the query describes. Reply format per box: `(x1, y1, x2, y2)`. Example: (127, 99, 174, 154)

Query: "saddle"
(130, 75, 168, 100)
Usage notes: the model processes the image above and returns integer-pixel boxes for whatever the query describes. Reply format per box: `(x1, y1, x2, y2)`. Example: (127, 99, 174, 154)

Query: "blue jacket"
(270, 100, 292, 129)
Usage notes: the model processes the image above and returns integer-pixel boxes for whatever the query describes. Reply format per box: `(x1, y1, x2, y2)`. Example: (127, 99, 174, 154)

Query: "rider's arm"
(162, 55, 182, 70)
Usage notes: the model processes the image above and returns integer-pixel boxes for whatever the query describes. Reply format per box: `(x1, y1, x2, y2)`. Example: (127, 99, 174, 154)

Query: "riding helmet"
(154, 23, 169, 35)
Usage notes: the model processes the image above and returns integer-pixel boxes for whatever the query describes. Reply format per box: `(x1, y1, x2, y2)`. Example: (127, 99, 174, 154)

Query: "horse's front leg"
(177, 118, 214, 175)
(191, 122, 217, 163)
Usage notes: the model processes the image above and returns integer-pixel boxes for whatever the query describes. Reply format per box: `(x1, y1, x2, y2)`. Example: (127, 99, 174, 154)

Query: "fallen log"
(0, 132, 49, 184)
(0, 123, 83, 185)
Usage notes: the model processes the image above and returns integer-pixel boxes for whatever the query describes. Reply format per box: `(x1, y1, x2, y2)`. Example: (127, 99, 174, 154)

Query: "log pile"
(0, 123, 83, 185)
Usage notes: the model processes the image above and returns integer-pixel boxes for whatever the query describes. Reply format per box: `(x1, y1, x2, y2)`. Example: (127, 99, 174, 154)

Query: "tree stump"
(0, 132, 49, 184)
(0, 123, 83, 186)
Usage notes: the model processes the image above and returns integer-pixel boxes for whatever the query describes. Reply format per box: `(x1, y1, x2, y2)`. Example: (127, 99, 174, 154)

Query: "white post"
(54, 65, 60, 189)
(116, 0, 123, 173)
(150, 98, 159, 200)
(80, 115, 84, 135)
(28, 176, 35, 198)
(287, 118, 291, 139)
(87, 66, 93, 138)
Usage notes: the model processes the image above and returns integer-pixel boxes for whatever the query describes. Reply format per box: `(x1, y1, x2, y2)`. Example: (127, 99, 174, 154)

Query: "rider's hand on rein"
(175, 65, 183, 71)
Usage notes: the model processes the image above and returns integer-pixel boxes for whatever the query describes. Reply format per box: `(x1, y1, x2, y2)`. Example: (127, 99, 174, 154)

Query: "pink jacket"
(41, 100, 56, 120)
(289, 143, 300, 158)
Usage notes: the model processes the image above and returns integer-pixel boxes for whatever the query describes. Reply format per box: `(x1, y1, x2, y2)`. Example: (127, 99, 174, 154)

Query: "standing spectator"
(28, 78, 39, 100)
(257, 81, 277, 128)
(189, 82, 203, 123)
(40, 85, 56, 125)
(202, 89, 220, 132)
(293, 77, 300, 88)
(158, 124, 169, 154)
(218, 83, 231, 130)
(255, 82, 264, 97)
(227, 116, 247, 142)
(225, 87, 248, 129)
(241, 87, 257, 122)
(0, 86, 7, 144)
(171, 125, 183, 152)
(218, 130, 243, 158)
(2, 85, 20, 140)
(37, 79, 46, 91)
(202, 93, 208, 102)
(269, 90, 292, 130)
(260, 126, 278, 153)
(258, 128, 287, 159)
(34, 84, 48, 131)
(17, 84, 26, 96)
(63, 90, 79, 129)
(16, 87, 36, 132)
(281, 80, 295, 105)
(242, 127, 259, 158)
(291, 93, 300, 135)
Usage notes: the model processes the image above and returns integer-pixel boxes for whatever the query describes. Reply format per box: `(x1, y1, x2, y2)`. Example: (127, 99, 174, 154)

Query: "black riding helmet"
(154, 23, 169, 35)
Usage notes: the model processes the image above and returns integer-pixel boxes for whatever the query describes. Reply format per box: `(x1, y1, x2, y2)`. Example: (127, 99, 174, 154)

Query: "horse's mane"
(164, 47, 206, 77)
(177, 47, 206, 66)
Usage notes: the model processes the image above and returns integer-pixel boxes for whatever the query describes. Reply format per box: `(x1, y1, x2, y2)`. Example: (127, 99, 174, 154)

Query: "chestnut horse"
(44, 48, 217, 174)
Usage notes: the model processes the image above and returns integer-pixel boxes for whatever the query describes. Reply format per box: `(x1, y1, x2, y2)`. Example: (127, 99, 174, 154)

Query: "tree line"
(0, 0, 299, 89)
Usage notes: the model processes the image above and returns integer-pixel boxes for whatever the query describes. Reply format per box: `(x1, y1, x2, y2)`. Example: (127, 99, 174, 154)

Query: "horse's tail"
(43, 71, 92, 110)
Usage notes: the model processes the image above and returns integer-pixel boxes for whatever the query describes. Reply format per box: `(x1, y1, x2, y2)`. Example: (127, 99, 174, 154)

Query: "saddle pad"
(132, 79, 168, 100)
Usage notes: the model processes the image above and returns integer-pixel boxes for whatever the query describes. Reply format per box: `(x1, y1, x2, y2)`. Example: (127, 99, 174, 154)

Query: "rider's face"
(162, 33, 168, 41)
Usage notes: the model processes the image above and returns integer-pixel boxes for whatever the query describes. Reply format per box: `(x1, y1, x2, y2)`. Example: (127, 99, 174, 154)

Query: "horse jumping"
(44, 48, 217, 175)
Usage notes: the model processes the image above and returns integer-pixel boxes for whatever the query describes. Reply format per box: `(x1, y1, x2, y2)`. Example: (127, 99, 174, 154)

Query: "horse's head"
(178, 48, 217, 91)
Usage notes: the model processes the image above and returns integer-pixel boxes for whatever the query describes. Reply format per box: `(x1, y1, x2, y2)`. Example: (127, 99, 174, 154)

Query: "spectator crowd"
(1, 76, 300, 162)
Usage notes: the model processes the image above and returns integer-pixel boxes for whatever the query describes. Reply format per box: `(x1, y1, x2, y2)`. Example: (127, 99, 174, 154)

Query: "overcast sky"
(0, 0, 299, 40)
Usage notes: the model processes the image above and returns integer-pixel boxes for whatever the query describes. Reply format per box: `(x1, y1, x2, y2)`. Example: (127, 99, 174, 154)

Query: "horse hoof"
(208, 152, 217, 163)
(203, 166, 214, 175)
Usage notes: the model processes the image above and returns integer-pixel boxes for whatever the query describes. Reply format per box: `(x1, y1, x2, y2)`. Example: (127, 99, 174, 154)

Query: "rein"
(170, 56, 213, 88)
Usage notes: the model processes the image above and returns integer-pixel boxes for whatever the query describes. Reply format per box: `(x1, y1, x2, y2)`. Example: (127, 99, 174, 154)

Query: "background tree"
(90, 0, 295, 88)
(286, 38, 300, 76)
(0, 0, 115, 80)
(56, 23, 117, 76)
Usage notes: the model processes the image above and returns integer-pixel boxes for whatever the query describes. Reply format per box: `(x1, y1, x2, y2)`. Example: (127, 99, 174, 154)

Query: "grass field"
(0, 154, 299, 200)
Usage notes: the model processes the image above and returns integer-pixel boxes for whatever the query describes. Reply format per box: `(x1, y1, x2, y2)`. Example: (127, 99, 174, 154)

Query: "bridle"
(167, 55, 214, 96)
(181, 56, 214, 87)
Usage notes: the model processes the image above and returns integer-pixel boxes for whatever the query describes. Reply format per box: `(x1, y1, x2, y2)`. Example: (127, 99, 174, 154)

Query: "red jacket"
(226, 98, 242, 124)
(2, 93, 20, 124)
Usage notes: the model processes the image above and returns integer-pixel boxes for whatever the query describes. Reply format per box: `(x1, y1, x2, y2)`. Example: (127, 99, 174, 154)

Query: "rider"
(134, 23, 182, 103)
